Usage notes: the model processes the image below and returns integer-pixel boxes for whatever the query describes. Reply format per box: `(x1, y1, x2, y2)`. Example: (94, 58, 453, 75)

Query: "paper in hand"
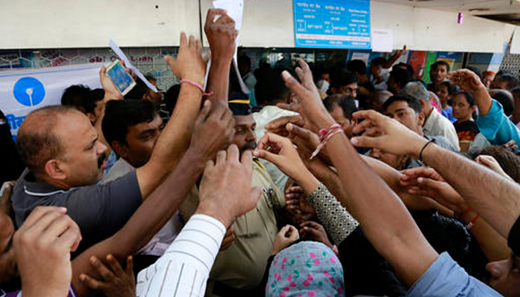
(108, 38, 158, 93)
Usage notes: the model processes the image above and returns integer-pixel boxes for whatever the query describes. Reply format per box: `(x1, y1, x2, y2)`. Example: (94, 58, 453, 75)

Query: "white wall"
(371, 1, 513, 53)
(0, 0, 514, 53)
(0, 0, 200, 49)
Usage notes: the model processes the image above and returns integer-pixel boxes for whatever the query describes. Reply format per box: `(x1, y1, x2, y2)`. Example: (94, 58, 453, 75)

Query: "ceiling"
(379, 0, 520, 25)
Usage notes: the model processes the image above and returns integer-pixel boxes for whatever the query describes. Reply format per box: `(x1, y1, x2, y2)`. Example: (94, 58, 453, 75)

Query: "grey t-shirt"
(11, 169, 142, 254)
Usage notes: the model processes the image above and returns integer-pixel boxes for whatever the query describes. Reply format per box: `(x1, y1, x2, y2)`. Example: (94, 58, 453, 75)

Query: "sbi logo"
(13, 77, 46, 107)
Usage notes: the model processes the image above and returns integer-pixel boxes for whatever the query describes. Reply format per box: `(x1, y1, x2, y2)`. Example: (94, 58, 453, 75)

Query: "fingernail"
(351, 138, 358, 145)
(282, 71, 291, 79)
(80, 274, 86, 281)
(286, 123, 293, 131)
(418, 177, 424, 183)
(252, 150, 259, 156)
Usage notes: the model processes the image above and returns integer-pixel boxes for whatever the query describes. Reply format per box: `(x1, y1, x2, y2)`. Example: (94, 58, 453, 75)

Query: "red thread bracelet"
(466, 213, 480, 230)
(311, 124, 343, 159)
(180, 79, 213, 96)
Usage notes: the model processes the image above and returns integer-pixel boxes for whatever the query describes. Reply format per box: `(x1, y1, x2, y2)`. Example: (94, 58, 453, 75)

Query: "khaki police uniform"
(179, 160, 284, 296)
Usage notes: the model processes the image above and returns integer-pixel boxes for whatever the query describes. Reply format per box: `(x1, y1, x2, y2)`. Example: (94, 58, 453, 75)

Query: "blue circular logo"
(13, 77, 46, 107)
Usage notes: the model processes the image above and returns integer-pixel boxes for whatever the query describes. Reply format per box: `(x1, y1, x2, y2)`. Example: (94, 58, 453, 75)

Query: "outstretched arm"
(135, 33, 207, 198)
(261, 61, 439, 286)
(72, 101, 235, 297)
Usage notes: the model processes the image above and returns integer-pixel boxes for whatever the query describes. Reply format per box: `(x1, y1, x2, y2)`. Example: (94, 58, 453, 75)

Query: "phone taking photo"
(106, 59, 136, 96)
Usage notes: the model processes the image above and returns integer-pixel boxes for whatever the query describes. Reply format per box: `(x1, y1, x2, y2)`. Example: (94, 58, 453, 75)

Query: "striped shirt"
(136, 214, 226, 297)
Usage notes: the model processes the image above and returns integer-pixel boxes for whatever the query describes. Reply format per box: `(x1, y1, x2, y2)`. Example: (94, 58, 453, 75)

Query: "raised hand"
(164, 32, 206, 86)
(271, 225, 300, 255)
(204, 9, 237, 63)
(285, 185, 315, 225)
(350, 110, 428, 158)
(189, 100, 235, 162)
(447, 69, 485, 94)
(278, 60, 335, 132)
(14, 206, 82, 297)
(265, 115, 306, 138)
(79, 255, 135, 297)
(196, 145, 261, 227)
(99, 66, 123, 100)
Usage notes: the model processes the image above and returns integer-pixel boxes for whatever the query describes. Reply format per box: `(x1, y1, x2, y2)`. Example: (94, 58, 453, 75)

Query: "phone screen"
(106, 60, 136, 96)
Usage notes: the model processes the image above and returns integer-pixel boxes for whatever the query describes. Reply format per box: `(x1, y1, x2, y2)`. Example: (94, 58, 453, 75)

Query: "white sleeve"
(136, 214, 225, 297)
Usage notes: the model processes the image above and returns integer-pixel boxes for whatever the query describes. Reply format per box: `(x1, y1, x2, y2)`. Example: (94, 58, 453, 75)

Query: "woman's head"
(452, 92, 477, 121)
(266, 241, 344, 297)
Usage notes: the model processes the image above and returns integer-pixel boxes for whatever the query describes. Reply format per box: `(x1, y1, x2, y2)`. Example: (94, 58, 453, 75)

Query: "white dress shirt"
(136, 214, 225, 297)
(423, 108, 460, 151)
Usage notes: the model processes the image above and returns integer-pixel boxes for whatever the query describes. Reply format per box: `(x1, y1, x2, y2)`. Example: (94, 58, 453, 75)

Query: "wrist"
(195, 202, 233, 227)
(411, 137, 431, 160)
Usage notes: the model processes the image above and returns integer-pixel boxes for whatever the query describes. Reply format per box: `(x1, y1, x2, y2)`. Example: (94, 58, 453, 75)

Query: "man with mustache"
(179, 97, 285, 297)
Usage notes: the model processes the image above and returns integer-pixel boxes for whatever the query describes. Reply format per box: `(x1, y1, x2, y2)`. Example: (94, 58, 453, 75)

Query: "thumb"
(253, 149, 280, 165)
(248, 187, 262, 210)
(197, 100, 212, 122)
(164, 55, 176, 70)
(418, 177, 444, 193)
(351, 135, 378, 148)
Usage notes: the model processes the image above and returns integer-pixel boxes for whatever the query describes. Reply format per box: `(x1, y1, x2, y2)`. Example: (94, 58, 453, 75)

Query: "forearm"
(473, 87, 493, 116)
(462, 209, 510, 261)
(135, 214, 225, 297)
(206, 58, 232, 103)
(137, 84, 203, 197)
(324, 133, 437, 286)
(421, 144, 520, 237)
(72, 151, 205, 297)
(306, 184, 359, 245)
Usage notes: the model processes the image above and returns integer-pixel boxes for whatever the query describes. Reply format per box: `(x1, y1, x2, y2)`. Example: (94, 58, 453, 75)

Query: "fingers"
(287, 225, 300, 241)
(21, 206, 67, 230)
(79, 273, 104, 290)
(252, 148, 278, 165)
(350, 135, 379, 149)
(265, 115, 304, 133)
(179, 32, 187, 48)
(281, 71, 310, 103)
(240, 149, 253, 175)
(205, 9, 228, 29)
(105, 254, 124, 277)
(125, 256, 133, 275)
(227, 144, 240, 163)
(90, 256, 115, 282)
(287, 123, 318, 148)
(300, 220, 321, 229)
(216, 150, 227, 165)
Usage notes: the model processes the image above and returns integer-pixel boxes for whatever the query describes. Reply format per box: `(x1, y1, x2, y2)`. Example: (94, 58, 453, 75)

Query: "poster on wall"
(0, 63, 103, 140)
(293, 0, 371, 49)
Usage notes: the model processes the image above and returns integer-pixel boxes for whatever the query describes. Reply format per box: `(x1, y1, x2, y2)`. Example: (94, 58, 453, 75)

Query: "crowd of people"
(1, 9, 520, 297)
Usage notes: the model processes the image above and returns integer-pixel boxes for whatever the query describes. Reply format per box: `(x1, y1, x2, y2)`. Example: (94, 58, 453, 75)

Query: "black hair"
(164, 84, 181, 114)
(61, 85, 100, 115)
(512, 86, 520, 96)
(439, 81, 458, 96)
(468, 145, 520, 183)
(330, 69, 357, 89)
(382, 94, 422, 114)
(494, 73, 520, 91)
(347, 60, 367, 75)
(431, 61, 450, 72)
(370, 57, 387, 68)
(491, 89, 514, 116)
(455, 92, 476, 107)
(323, 94, 358, 120)
(255, 67, 291, 106)
(124, 79, 148, 100)
(102, 100, 157, 147)
(392, 63, 414, 78)
(388, 68, 412, 90)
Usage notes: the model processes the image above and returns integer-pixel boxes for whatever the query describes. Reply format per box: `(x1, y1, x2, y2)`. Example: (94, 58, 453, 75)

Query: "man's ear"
(44, 159, 67, 180)
(417, 112, 426, 128)
(86, 112, 96, 124)
(111, 141, 129, 159)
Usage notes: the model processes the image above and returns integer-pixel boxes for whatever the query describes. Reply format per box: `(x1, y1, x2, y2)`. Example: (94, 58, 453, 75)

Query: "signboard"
(0, 63, 103, 140)
(293, 0, 371, 49)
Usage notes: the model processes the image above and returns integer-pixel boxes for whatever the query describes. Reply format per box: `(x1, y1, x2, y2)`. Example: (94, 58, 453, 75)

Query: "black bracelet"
(419, 139, 434, 162)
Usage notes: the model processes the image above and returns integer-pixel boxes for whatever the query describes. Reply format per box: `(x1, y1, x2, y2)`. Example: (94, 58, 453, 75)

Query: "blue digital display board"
(293, 0, 371, 49)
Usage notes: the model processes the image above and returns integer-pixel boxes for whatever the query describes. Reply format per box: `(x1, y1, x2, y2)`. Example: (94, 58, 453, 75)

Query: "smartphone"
(106, 59, 136, 96)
